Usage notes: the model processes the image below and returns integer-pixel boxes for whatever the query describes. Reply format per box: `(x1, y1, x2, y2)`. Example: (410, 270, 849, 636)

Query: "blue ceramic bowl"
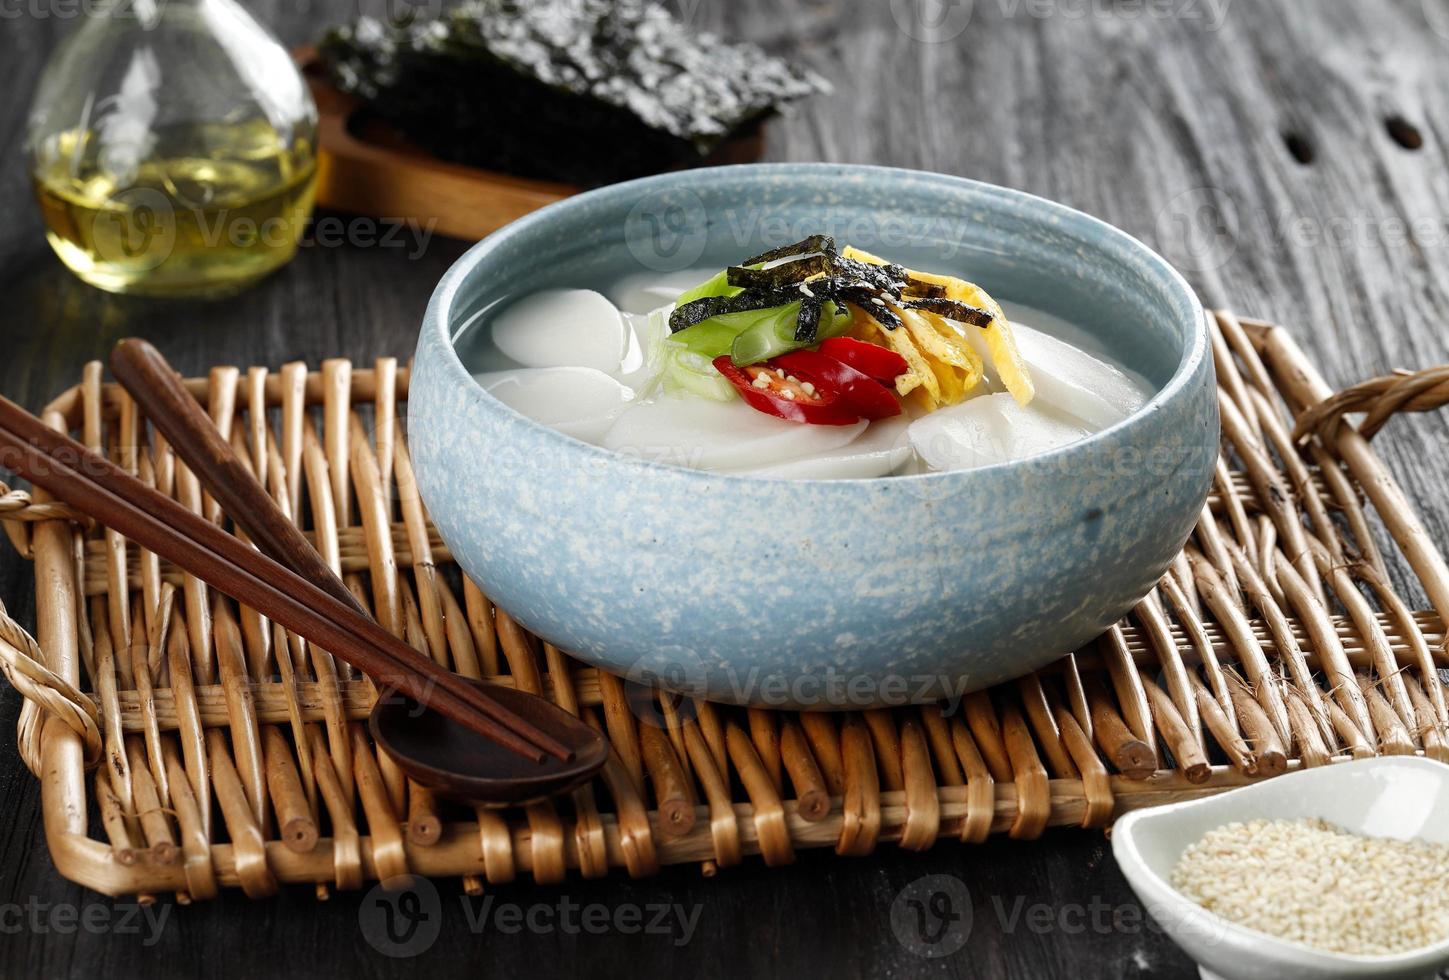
(410, 163, 1217, 708)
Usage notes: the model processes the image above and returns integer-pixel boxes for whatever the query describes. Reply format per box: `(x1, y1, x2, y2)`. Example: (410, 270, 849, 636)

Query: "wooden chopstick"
(0, 397, 569, 764)
(0, 419, 551, 763)
(0, 413, 556, 763)
(110, 339, 367, 616)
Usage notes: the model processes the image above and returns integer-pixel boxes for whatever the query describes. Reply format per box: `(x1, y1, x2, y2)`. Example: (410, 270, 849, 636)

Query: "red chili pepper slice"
(773, 350, 902, 421)
(711, 356, 862, 426)
(817, 337, 910, 385)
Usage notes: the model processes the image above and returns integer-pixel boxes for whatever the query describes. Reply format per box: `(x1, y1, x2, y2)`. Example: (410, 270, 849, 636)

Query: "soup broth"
(455, 264, 1154, 480)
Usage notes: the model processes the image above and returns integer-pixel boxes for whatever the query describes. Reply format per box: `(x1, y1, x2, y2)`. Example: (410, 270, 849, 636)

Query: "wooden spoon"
(370, 681, 605, 805)
(110, 338, 607, 803)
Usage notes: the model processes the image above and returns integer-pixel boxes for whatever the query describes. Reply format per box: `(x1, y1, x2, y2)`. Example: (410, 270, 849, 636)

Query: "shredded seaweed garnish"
(726, 254, 832, 289)
(832, 285, 903, 329)
(670, 236, 989, 334)
(794, 298, 823, 342)
(669, 287, 801, 331)
(740, 235, 836, 267)
(903, 276, 948, 299)
(902, 297, 993, 327)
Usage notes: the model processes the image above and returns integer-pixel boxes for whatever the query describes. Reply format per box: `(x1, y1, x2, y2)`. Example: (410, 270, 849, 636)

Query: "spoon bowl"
(369, 680, 609, 806)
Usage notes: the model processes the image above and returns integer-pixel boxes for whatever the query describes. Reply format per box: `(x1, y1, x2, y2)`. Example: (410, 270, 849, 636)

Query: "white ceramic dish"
(1112, 757, 1449, 980)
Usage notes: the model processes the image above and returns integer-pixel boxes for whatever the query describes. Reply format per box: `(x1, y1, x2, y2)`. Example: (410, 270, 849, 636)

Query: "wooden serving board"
(299, 49, 764, 242)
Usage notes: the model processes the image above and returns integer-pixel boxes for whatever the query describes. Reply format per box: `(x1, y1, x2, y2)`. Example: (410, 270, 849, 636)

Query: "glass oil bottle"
(26, 0, 318, 296)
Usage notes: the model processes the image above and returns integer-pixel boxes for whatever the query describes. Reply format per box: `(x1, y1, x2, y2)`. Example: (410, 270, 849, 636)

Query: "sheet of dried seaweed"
(319, 0, 830, 186)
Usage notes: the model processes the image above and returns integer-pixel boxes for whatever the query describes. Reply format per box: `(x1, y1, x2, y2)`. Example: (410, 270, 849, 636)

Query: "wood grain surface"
(1, 1, 1448, 977)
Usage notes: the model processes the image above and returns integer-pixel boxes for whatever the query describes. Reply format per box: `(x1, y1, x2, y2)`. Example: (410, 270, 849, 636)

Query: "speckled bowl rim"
(421, 162, 1208, 485)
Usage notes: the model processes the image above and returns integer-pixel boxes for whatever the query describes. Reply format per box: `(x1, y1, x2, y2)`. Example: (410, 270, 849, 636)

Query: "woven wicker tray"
(1, 311, 1446, 901)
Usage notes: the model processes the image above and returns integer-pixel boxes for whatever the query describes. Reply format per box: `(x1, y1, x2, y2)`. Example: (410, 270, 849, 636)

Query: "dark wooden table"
(3, 1, 1449, 976)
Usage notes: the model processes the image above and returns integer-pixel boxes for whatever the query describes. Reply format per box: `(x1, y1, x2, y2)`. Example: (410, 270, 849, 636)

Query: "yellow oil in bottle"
(31, 120, 317, 297)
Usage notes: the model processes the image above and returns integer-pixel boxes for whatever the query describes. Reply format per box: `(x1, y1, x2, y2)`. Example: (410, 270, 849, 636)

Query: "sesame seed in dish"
(1170, 818, 1449, 956)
